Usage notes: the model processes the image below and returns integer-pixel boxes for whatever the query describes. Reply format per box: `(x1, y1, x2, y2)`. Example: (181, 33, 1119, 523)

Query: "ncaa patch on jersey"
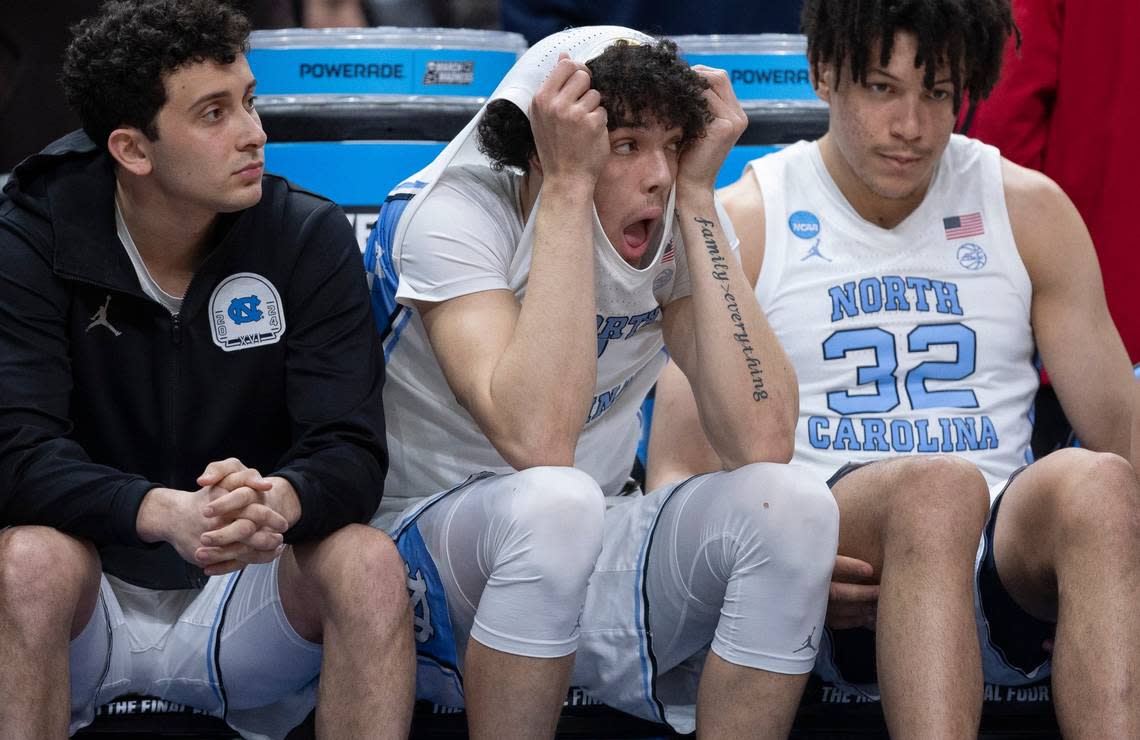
(209, 272, 286, 352)
(788, 211, 821, 239)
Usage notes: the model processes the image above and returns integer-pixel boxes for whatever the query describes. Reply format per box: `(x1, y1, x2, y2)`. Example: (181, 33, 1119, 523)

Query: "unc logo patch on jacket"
(209, 272, 286, 351)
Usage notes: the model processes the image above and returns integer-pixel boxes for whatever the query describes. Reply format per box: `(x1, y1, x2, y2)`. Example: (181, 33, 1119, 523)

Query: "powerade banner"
(264, 142, 781, 213)
(248, 48, 518, 96)
(680, 53, 814, 100)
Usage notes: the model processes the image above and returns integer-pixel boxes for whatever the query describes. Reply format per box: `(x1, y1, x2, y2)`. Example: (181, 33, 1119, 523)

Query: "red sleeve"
(960, 0, 1063, 170)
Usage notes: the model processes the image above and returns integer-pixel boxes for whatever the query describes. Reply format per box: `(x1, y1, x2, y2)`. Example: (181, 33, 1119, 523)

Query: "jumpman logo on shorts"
(793, 626, 817, 654)
(800, 239, 832, 263)
(86, 295, 122, 336)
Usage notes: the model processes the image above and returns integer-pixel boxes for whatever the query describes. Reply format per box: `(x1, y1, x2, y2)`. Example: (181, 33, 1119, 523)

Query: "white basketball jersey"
(375, 163, 717, 520)
(750, 135, 1038, 486)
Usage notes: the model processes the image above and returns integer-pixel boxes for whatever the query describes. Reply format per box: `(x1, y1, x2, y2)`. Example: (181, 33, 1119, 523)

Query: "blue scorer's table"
(246, 27, 528, 245)
(249, 29, 829, 247)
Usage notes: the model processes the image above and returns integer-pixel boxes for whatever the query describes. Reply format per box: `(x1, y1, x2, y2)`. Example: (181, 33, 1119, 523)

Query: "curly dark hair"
(478, 38, 712, 172)
(60, 0, 252, 148)
(800, 0, 1018, 112)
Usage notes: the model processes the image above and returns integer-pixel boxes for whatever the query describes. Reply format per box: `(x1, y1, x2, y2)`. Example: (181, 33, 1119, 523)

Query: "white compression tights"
(642, 463, 839, 678)
(414, 466, 605, 666)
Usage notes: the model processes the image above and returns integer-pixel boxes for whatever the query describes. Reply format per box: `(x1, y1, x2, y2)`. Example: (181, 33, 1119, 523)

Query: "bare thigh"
(829, 455, 990, 576)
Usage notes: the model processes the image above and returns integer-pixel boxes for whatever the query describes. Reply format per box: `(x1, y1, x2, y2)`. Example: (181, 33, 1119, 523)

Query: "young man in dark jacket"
(0, 1, 413, 736)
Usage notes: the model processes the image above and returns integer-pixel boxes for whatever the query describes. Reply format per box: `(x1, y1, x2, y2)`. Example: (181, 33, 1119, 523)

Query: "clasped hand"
(159, 458, 292, 576)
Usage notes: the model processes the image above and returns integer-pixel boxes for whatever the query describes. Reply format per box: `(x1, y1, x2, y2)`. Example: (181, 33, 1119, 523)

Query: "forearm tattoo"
(694, 216, 768, 401)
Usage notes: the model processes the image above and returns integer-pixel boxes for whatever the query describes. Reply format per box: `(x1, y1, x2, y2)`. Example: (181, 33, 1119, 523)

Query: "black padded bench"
(78, 675, 1060, 739)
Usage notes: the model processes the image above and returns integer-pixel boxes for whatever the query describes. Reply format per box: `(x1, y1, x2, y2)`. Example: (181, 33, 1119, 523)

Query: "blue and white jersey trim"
(364, 179, 428, 361)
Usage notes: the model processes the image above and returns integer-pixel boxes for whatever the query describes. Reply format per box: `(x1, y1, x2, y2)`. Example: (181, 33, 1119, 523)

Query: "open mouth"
(616, 205, 665, 263)
(622, 218, 653, 253)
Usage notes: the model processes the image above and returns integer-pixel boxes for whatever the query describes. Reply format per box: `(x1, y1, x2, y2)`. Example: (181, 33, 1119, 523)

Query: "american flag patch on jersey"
(661, 240, 675, 264)
(943, 212, 984, 240)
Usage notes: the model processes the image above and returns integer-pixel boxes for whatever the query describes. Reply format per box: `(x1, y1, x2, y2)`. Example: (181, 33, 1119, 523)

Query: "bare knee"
(880, 456, 990, 555)
(993, 450, 1140, 615)
(331, 524, 406, 589)
(291, 524, 409, 626)
(0, 526, 100, 633)
(1047, 449, 1140, 545)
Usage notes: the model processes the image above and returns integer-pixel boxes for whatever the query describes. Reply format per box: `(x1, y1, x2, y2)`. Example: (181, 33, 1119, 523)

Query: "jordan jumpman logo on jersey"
(86, 295, 122, 336)
(800, 238, 832, 262)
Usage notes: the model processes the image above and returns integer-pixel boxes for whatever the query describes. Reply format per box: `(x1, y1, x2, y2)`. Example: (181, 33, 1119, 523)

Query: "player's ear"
(107, 127, 153, 176)
(528, 150, 543, 177)
(812, 64, 833, 103)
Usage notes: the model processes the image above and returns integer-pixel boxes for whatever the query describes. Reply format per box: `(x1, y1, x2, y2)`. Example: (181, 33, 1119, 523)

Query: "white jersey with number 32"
(749, 135, 1038, 487)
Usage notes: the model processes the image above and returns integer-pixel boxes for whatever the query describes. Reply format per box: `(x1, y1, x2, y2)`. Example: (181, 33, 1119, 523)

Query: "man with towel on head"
(365, 26, 839, 739)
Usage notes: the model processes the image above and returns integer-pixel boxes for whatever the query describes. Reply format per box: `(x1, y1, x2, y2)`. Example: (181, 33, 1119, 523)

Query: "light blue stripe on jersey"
(633, 522, 655, 719)
(206, 572, 241, 707)
(364, 197, 407, 333)
(632, 484, 683, 724)
(384, 308, 412, 364)
(632, 479, 701, 724)
(364, 180, 428, 359)
(1024, 354, 1038, 464)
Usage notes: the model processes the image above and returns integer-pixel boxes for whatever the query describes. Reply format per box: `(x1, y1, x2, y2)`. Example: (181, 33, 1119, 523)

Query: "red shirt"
(960, 0, 1140, 362)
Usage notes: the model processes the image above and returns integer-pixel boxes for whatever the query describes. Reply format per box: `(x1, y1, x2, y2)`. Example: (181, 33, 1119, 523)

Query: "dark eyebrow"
(866, 68, 903, 81)
(610, 124, 685, 137)
(186, 80, 257, 112)
(867, 68, 953, 86)
(187, 90, 229, 111)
